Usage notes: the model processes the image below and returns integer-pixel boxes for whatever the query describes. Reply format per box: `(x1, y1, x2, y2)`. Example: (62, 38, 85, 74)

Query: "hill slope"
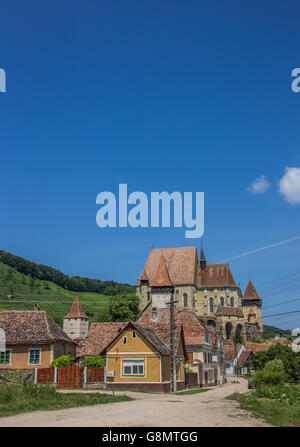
(0, 250, 134, 296)
(0, 262, 122, 326)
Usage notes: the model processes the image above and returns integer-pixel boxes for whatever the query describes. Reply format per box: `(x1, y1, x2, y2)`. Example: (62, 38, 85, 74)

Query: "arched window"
(209, 297, 214, 313)
(183, 293, 188, 307)
(220, 296, 225, 306)
(230, 296, 234, 307)
(225, 322, 233, 340)
(207, 319, 216, 328)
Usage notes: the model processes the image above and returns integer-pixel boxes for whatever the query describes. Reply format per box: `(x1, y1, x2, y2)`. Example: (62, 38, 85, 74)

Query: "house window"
(132, 330, 136, 339)
(123, 359, 144, 375)
(220, 296, 225, 306)
(230, 296, 234, 307)
(0, 350, 11, 365)
(122, 336, 127, 345)
(183, 293, 188, 307)
(209, 297, 214, 313)
(29, 349, 41, 365)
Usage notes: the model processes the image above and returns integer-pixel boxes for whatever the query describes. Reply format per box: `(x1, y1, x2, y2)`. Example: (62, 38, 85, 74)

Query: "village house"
(78, 320, 187, 392)
(224, 338, 290, 377)
(139, 306, 225, 386)
(0, 308, 76, 369)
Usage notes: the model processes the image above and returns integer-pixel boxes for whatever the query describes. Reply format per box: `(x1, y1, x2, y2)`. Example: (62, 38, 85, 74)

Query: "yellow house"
(98, 322, 187, 392)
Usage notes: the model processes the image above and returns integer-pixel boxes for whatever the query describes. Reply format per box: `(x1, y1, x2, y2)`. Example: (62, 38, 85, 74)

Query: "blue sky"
(1, 1, 300, 328)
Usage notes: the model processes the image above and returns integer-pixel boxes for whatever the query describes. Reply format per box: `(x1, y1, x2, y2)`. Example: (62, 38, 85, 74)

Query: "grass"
(227, 389, 300, 426)
(0, 383, 133, 417)
(176, 387, 210, 395)
(0, 262, 115, 325)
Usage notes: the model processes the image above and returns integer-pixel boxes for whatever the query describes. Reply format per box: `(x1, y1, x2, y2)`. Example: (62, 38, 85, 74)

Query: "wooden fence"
(36, 367, 105, 389)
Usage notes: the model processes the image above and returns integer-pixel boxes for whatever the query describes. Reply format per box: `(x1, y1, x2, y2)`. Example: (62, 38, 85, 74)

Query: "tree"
(109, 295, 141, 322)
(253, 343, 300, 383)
(81, 356, 105, 367)
(96, 308, 112, 322)
(233, 325, 243, 345)
(50, 355, 75, 368)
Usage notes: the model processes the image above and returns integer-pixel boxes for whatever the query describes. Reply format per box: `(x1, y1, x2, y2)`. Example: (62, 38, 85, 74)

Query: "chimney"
(151, 306, 158, 322)
(34, 304, 40, 311)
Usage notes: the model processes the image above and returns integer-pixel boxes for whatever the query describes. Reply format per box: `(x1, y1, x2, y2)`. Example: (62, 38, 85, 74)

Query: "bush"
(264, 358, 285, 376)
(253, 369, 284, 388)
(50, 355, 75, 368)
(81, 356, 105, 368)
(253, 384, 300, 405)
(253, 369, 285, 387)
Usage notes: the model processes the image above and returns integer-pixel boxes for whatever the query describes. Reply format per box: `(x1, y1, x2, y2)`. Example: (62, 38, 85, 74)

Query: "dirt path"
(0, 378, 269, 427)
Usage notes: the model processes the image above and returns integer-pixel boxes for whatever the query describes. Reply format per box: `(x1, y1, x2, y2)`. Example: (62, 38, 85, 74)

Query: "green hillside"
(0, 262, 117, 326)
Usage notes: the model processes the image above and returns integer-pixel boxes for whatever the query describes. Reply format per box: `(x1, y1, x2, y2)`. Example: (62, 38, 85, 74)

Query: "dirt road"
(0, 378, 269, 427)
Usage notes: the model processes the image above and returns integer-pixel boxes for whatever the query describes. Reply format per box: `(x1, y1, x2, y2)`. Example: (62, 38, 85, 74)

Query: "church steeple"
(200, 241, 206, 270)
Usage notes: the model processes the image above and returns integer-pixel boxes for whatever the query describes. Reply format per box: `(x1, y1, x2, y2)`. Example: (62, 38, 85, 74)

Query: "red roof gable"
(243, 280, 261, 301)
(150, 255, 172, 287)
(65, 296, 88, 319)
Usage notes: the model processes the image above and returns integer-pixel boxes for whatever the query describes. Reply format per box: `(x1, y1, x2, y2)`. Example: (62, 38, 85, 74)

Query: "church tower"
(63, 296, 89, 340)
(242, 280, 263, 335)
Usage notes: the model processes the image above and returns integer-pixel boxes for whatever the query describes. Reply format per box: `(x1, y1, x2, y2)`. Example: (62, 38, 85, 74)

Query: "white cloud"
(247, 175, 270, 195)
(279, 167, 300, 204)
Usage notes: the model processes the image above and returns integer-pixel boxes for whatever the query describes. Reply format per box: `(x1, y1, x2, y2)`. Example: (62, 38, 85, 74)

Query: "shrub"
(50, 355, 75, 368)
(253, 369, 285, 387)
(253, 384, 300, 405)
(264, 358, 285, 376)
(81, 356, 105, 368)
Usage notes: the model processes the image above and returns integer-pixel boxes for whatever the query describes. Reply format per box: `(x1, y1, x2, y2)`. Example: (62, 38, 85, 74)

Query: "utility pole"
(167, 286, 177, 393)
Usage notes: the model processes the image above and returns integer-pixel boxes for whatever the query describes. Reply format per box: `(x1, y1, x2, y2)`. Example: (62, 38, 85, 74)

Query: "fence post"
(83, 367, 87, 385)
(54, 367, 58, 384)
(34, 368, 38, 384)
(104, 366, 107, 384)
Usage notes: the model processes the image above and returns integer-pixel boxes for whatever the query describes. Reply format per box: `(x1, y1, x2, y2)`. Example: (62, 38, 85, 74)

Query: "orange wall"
(1, 345, 52, 369)
(1, 342, 75, 369)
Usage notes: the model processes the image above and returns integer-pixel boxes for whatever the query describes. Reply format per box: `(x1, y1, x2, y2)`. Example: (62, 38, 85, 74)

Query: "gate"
(57, 367, 83, 389)
(87, 367, 105, 383)
(37, 368, 55, 384)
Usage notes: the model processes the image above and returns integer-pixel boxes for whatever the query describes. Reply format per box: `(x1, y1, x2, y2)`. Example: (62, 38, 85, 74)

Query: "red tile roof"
(198, 264, 236, 288)
(78, 320, 185, 358)
(138, 246, 238, 289)
(224, 344, 243, 360)
(139, 307, 209, 346)
(150, 255, 172, 287)
(243, 280, 261, 301)
(78, 322, 127, 356)
(139, 268, 149, 282)
(138, 247, 198, 286)
(65, 296, 88, 319)
(236, 350, 253, 369)
(244, 343, 270, 353)
(0, 311, 75, 345)
(220, 306, 244, 317)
